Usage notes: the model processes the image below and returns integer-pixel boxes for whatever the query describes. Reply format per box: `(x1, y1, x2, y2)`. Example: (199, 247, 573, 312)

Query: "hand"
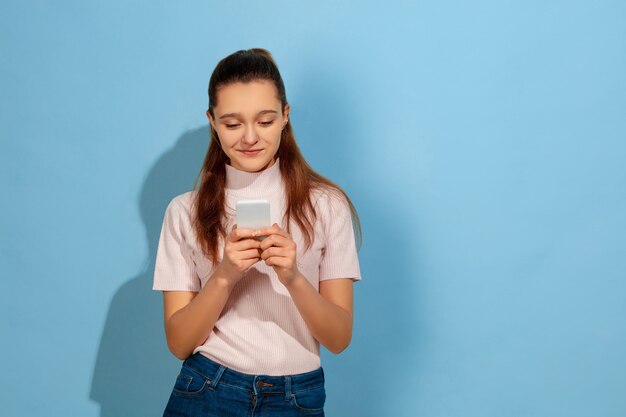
(215, 224, 262, 287)
(255, 223, 300, 287)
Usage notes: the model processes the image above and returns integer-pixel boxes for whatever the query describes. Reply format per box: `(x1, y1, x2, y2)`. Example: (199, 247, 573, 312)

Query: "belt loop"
(284, 376, 292, 401)
(210, 365, 226, 389)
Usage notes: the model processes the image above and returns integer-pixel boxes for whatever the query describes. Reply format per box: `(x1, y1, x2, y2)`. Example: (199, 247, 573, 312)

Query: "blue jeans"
(163, 352, 326, 416)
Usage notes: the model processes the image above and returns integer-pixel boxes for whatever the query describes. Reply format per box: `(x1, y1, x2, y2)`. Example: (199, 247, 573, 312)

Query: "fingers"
(262, 253, 294, 269)
(253, 223, 289, 239)
(230, 237, 261, 251)
(260, 244, 295, 260)
(260, 246, 279, 261)
(255, 224, 292, 251)
(231, 223, 288, 240)
(225, 238, 261, 266)
(229, 256, 260, 274)
(226, 223, 298, 278)
(227, 224, 257, 242)
(224, 224, 261, 262)
(259, 234, 292, 251)
(237, 248, 262, 261)
(222, 245, 261, 274)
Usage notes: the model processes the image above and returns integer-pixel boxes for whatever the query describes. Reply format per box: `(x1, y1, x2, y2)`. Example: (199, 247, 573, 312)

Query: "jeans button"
(256, 380, 263, 389)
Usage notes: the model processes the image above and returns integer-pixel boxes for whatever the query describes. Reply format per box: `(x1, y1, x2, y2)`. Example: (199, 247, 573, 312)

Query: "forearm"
(285, 274, 353, 354)
(165, 273, 233, 360)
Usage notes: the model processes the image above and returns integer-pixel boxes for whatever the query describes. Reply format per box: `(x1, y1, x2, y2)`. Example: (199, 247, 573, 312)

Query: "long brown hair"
(193, 48, 362, 267)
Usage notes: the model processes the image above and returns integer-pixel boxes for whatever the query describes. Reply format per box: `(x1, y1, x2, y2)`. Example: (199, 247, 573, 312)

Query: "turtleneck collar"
(225, 157, 283, 197)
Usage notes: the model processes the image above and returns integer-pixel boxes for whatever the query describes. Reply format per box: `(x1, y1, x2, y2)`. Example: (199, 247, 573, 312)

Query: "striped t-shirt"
(152, 158, 361, 375)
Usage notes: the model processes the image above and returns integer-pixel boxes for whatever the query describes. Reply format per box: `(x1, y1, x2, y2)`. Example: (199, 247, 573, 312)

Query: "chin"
(232, 156, 275, 172)
(255, 158, 275, 171)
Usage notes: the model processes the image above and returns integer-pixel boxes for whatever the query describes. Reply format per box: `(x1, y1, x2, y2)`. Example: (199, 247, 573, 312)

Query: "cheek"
(267, 126, 284, 141)
(216, 129, 240, 143)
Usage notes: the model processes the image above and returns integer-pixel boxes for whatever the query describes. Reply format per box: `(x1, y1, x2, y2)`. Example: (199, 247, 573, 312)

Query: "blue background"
(2, 1, 625, 416)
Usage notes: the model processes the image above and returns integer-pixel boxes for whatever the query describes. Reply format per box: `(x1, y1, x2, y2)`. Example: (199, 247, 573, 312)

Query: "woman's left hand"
(254, 223, 300, 287)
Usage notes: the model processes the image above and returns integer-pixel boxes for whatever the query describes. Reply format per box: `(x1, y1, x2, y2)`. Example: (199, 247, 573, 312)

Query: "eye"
(225, 123, 241, 129)
(259, 120, 274, 127)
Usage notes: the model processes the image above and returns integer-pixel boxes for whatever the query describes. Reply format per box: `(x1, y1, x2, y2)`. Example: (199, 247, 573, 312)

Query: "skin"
(162, 80, 354, 360)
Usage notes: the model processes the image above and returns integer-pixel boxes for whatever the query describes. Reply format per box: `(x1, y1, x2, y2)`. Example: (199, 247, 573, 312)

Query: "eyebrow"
(218, 110, 278, 120)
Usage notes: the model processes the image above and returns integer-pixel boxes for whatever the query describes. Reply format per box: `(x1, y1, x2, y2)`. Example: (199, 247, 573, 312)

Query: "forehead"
(214, 80, 281, 116)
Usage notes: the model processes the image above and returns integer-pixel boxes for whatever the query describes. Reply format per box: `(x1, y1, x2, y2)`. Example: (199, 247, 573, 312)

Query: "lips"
(239, 149, 262, 155)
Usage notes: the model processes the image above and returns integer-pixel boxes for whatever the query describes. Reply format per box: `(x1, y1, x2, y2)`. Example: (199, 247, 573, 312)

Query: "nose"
(242, 124, 259, 145)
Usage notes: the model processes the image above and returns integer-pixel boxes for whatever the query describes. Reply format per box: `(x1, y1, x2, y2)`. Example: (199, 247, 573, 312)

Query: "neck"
(225, 157, 283, 197)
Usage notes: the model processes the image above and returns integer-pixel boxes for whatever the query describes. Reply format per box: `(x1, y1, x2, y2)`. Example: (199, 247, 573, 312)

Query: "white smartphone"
(236, 199, 271, 240)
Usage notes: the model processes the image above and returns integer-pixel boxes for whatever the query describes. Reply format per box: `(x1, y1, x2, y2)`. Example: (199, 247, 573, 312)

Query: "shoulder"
(311, 185, 348, 205)
(167, 190, 196, 211)
(164, 190, 197, 223)
(310, 185, 350, 216)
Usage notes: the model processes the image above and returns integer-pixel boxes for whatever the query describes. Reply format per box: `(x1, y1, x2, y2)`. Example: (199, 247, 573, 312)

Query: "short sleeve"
(152, 197, 201, 292)
(318, 192, 362, 282)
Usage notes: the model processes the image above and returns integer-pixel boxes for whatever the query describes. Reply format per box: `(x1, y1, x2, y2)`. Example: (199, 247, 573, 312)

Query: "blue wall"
(2, 1, 625, 416)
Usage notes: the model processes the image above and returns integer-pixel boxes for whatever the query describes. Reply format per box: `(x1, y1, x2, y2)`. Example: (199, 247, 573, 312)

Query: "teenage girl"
(153, 48, 362, 416)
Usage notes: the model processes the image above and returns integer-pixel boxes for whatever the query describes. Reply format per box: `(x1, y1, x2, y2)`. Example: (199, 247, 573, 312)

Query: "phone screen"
(236, 199, 271, 239)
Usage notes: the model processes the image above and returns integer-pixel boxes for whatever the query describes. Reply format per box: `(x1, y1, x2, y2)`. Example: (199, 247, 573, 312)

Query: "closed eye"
(259, 121, 274, 126)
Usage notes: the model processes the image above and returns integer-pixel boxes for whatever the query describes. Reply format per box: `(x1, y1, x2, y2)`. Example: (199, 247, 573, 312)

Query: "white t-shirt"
(152, 158, 361, 375)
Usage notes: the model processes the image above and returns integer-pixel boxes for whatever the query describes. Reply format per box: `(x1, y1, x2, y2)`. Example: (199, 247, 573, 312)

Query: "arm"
(255, 224, 356, 354)
(285, 276, 354, 354)
(162, 272, 234, 360)
(163, 225, 262, 360)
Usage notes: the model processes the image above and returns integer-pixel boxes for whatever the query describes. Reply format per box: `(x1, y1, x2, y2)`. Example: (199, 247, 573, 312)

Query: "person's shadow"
(89, 126, 208, 416)
(90, 71, 419, 417)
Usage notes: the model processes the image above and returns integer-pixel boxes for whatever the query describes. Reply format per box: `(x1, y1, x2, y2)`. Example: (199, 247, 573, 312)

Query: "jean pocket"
(171, 365, 210, 397)
(291, 386, 326, 413)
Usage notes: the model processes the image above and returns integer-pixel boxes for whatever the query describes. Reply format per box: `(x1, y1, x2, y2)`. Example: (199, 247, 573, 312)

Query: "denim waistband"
(182, 352, 325, 397)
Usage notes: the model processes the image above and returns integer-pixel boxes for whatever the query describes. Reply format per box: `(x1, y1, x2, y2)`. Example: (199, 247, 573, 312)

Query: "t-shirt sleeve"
(152, 198, 201, 292)
(318, 192, 362, 282)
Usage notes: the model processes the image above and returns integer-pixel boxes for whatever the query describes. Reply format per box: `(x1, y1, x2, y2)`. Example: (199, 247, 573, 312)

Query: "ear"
(282, 103, 290, 125)
(206, 110, 216, 130)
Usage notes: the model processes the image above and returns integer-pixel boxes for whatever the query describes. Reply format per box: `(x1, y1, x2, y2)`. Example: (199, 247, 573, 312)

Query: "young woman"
(153, 48, 362, 416)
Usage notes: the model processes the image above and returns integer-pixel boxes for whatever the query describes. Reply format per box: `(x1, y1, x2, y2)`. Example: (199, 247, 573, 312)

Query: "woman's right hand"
(215, 224, 262, 287)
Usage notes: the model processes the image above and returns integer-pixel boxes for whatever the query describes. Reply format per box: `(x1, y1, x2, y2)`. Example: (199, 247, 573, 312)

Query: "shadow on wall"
(89, 126, 208, 416)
